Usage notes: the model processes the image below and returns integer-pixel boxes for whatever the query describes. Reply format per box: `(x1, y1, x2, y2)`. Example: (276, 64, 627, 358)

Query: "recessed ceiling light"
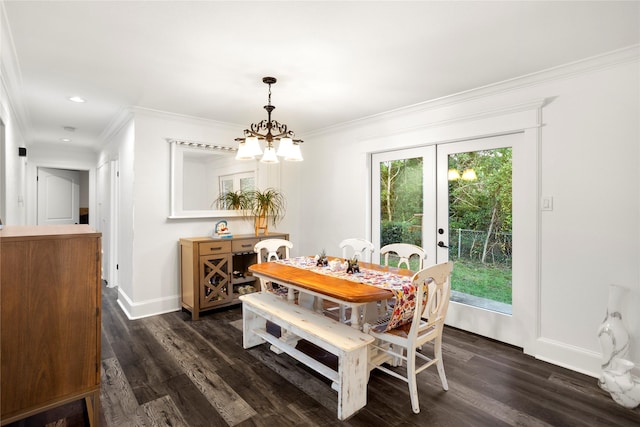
(59, 138, 71, 142)
(68, 96, 86, 103)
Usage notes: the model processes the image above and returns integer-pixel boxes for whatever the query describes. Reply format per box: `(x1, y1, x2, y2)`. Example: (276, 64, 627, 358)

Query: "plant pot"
(255, 214, 268, 236)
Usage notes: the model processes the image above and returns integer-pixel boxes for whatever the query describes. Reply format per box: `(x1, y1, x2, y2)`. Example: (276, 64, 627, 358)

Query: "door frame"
(26, 158, 97, 229)
(109, 159, 119, 288)
(367, 99, 543, 355)
(436, 132, 530, 347)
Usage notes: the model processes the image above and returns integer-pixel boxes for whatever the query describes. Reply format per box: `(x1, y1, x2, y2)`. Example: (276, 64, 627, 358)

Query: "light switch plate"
(541, 196, 553, 211)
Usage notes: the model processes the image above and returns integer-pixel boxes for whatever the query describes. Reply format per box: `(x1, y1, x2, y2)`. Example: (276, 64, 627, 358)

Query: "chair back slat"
(410, 262, 452, 335)
(254, 239, 293, 263)
(380, 243, 426, 270)
(339, 238, 374, 262)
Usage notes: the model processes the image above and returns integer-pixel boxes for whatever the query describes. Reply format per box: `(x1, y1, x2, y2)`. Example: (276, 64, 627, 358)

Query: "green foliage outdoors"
(451, 259, 512, 304)
(379, 147, 513, 303)
(379, 256, 511, 303)
(379, 254, 423, 272)
(380, 221, 421, 247)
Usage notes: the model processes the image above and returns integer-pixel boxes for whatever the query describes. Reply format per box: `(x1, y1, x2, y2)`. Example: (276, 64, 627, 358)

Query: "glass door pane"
(446, 147, 513, 315)
(371, 146, 436, 267)
(379, 157, 423, 268)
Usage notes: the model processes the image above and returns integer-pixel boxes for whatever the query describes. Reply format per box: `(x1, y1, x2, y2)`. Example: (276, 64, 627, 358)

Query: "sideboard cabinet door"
(0, 225, 101, 425)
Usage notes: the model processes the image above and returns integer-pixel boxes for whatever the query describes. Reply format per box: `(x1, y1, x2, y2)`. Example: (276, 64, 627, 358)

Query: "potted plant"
(213, 189, 250, 210)
(245, 188, 286, 235)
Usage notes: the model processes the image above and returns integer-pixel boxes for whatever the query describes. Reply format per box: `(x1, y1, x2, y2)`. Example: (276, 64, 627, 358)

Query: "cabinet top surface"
(0, 224, 101, 239)
(180, 232, 288, 244)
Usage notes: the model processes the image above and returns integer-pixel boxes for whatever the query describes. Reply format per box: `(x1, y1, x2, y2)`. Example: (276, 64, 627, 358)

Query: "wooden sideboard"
(179, 232, 288, 320)
(0, 225, 102, 426)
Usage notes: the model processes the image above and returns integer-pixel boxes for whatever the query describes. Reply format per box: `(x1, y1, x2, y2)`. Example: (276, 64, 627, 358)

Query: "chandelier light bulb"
(245, 136, 263, 156)
(284, 143, 303, 162)
(276, 137, 294, 157)
(260, 145, 279, 163)
(461, 168, 478, 181)
(448, 169, 461, 181)
(235, 141, 255, 160)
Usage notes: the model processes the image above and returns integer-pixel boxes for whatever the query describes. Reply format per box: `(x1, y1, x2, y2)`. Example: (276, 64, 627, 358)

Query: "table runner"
(276, 256, 424, 331)
(276, 256, 413, 290)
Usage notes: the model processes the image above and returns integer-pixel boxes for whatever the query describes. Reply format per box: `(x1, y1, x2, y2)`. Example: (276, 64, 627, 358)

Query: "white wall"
(116, 108, 269, 318)
(289, 47, 639, 376)
(0, 3, 27, 225)
(96, 114, 135, 315)
(25, 145, 98, 225)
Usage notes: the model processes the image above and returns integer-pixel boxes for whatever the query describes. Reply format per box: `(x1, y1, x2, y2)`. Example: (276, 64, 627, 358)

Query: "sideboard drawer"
(199, 240, 231, 255)
(232, 238, 259, 253)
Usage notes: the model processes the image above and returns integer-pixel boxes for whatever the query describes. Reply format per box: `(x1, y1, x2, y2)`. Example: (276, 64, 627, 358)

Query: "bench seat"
(240, 291, 374, 420)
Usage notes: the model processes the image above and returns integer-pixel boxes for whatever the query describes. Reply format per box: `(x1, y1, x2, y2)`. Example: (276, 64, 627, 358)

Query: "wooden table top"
(249, 259, 413, 304)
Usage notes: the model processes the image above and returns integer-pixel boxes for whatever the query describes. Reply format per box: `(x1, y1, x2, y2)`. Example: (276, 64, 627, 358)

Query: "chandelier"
(235, 76, 303, 163)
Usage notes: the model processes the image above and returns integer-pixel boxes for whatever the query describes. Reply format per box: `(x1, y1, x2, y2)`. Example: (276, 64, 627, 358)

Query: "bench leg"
(243, 307, 266, 349)
(337, 347, 368, 420)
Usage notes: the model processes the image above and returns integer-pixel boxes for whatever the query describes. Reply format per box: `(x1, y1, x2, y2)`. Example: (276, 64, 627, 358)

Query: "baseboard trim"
(534, 337, 601, 378)
(116, 287, 181, 320)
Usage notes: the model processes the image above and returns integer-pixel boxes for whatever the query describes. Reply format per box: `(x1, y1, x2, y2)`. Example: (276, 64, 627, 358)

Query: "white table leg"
(349, 304, 362, 329)
(337, 346, 369, 420)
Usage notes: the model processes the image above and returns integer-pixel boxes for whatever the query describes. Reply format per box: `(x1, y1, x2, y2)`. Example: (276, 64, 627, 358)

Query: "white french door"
(372, 132, 532, 347)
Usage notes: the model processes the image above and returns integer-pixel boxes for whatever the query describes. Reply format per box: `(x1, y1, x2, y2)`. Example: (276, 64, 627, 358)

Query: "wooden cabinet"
(0, 225, 101, 426)
(179, 232, 288, 320)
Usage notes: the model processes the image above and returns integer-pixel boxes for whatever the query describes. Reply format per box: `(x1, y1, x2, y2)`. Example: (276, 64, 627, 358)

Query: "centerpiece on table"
(316, 249, 329, 267)
(346, 256, 360, 274)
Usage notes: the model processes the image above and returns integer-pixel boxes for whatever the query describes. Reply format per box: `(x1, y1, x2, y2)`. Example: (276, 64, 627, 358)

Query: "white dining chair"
(326, 238, 375, 323)
(380, 243, 426, 271)
(253, 238, 314, 309)
(339, 238, 374, 263)
(254, 238, 292, 264)
(379, 243, 427, 315)
(254, 239, 292, 296)
(364, 261, 453, 414)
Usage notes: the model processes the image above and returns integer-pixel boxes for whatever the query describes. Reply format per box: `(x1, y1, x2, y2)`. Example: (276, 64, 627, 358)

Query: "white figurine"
(601, 358, 640, 409)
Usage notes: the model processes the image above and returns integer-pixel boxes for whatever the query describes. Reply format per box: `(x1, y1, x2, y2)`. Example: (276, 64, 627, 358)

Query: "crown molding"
(0, 2, 30, 141)
(130, 106, 243, 131)
(308, 44, 640, 138)
(98, 107, 135, 145)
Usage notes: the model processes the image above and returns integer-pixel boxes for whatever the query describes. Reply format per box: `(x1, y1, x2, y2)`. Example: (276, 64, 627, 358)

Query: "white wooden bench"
(239, 291, 374, 420)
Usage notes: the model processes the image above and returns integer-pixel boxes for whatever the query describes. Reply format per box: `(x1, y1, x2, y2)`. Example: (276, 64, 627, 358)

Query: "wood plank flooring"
(7, 284, 640, 426)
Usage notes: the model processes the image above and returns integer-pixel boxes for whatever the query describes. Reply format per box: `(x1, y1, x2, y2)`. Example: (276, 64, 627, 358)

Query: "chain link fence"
(448, 228, 512, 266)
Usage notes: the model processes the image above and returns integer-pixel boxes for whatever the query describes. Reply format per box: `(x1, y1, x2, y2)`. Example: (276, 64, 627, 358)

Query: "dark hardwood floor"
(8, 284, 640, 426)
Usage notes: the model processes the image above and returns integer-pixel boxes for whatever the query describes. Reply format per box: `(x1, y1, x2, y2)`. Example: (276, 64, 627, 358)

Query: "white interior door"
(37, 167, 80, 225)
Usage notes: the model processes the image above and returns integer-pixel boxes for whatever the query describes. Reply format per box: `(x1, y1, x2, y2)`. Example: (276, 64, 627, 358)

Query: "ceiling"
(3, 1, 639, 151)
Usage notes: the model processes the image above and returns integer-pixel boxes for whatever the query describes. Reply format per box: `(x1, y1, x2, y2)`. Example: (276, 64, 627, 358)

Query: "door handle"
(438, 241, 448, 248)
